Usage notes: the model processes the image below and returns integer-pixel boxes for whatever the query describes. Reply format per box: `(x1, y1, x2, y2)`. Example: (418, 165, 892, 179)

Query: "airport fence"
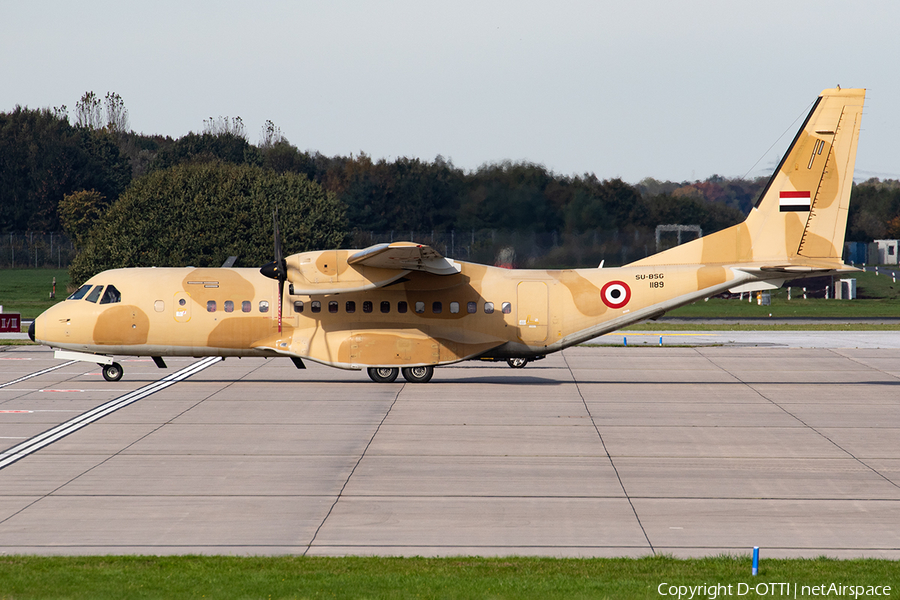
(0, 232, 76, 269)
(349, 227, 699, 269)
(0, 227, 696, 272)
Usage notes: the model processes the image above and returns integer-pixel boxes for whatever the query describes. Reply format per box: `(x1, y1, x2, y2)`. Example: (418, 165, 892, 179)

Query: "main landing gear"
(367, 366, 434, 383)
(367, 367, 399, 383)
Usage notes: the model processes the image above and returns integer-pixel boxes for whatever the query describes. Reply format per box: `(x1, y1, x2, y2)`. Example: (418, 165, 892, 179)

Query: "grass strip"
(0, 269, 69, 319)
(623, 323, 900, 331)
(0, 555, 897, 599)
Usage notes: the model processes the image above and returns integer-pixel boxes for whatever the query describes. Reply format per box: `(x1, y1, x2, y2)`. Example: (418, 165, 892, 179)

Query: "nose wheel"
(507, 358, 529, 368)
(102, 362, 124, 382)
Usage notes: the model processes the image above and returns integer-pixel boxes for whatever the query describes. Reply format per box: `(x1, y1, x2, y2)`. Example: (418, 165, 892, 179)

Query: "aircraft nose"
(28, 319, 35, 342)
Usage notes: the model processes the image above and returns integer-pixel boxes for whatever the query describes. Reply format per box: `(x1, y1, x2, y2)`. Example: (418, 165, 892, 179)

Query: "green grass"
(661, 270, 900, 319)
(0, 555, 896, 599)
(0, 268, 69, 321)
(624, 322, 900, 331)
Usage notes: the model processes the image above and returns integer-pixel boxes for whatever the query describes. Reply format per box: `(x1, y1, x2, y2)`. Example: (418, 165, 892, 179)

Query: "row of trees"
(2, 92, 899, 279)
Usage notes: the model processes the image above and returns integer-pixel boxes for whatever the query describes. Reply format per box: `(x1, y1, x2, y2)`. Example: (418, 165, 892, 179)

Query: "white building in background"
(873, 240, 899, 265)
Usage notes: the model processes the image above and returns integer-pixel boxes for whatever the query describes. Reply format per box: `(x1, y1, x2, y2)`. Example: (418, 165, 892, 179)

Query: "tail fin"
(632, 87, 865, 268)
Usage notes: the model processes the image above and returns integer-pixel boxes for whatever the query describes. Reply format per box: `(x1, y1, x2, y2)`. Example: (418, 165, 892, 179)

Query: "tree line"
(1, 92, 898, 278)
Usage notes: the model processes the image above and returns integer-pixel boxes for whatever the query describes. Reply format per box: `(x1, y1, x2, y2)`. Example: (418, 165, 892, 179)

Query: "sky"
(2, 0, 897, 184)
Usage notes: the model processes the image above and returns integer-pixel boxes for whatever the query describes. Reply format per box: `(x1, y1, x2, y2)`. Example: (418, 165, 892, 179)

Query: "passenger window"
(363, 301, 373, 313)
(329, 300, 338, 313)
(415, 301, 425, 313)
(502, 302, 512, 314)
(398, 301, 408, 314)
(293, 301, 303, 313)
(346, 301, 356, 313)
(154, 300, 165, 312)
(99, 285, 121, 304)
(484, 302, 494, 314)
(259, 300, 269, 313)
(432, 301, 442, 314)
(224, 300, 234, 313)
(450, 301, 459, 314)
(242, 301, 251, 312)
(467, 301, 477, 314)
(68, 284, 92, 301)
(311, 301, 321, 313)
(207, 300, 216, 312)
(85, 286, 104, 303)
(381, 301, 390, 313)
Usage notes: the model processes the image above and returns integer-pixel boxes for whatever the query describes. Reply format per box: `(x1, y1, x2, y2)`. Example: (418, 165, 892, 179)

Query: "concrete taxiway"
(0, 341, 898, 557)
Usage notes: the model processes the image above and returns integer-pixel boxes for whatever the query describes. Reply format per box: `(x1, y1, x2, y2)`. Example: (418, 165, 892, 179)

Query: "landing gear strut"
(367, 367, 399, 383)
(102, 362, 124, 382)
(401, 366, 434, 383)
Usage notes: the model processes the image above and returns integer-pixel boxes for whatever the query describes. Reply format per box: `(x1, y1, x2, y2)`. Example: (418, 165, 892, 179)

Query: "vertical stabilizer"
(747, 87, 865, 262)
(631, 87, 865, 268)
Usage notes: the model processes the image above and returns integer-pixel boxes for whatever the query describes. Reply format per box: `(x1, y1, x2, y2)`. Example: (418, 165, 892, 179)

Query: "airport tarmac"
(0, 340, 898, 558)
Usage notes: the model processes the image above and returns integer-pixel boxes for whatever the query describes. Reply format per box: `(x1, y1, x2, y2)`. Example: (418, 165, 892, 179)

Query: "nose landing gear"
(102, 362, 124, 382)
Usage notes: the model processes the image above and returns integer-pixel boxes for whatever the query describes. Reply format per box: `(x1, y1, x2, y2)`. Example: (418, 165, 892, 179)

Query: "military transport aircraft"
(31, 87, 865, 383)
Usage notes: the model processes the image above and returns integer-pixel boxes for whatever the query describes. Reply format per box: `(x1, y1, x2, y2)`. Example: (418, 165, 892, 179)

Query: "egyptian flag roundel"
(601, 280, 631, 309)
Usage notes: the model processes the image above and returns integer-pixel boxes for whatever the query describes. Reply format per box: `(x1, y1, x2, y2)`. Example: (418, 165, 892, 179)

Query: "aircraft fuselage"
(33, 260, 747, 370)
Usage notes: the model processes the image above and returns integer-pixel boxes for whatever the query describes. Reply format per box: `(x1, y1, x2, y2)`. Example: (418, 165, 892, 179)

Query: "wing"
(348, 242, 461, 275)
(284, 242, 460, 296)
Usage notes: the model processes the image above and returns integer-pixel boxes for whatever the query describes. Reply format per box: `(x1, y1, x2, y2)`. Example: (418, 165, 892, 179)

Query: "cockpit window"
(99, 285, 121, 304)
(68, 284, 92, 300)
(84, 285, 104, 303)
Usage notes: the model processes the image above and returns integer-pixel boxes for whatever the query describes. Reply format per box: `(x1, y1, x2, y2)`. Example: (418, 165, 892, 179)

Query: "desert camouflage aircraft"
(31, 87, 865, 383)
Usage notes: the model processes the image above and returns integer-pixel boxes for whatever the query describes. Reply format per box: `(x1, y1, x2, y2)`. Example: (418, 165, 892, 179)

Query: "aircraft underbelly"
(292, 327, 504, 368)
(341, 329, 440, 366)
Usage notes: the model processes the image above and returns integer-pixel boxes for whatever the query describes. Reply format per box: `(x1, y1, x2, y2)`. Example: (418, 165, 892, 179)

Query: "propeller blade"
(273, 209, 287, 333)
(278, 278, 284, 333)
(273, 209, 286, 278)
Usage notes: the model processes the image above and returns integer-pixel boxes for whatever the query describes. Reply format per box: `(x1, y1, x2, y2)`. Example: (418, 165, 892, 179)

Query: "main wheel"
(401, 365, 434, 383)
(507, 357, 529, 369)
(367, 367, 399, 383)
(102, 362, 123, 382)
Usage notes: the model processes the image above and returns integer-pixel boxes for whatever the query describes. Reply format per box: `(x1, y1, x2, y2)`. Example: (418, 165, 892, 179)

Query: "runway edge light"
(752, 546, 760, 576)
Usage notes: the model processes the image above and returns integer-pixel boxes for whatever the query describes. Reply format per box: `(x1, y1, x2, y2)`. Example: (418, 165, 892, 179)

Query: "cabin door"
(516, 281, 548, 344)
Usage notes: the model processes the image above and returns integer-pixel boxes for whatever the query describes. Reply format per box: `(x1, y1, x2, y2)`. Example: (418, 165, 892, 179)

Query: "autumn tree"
(75, 92, 103, 129)
(68, 161, 348, 284)
(0, 106, 130, 232)
(58, 190, 111, 248)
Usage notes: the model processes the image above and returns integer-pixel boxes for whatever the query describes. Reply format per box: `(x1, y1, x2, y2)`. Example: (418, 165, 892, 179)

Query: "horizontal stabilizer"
(749, 264, 860, 274)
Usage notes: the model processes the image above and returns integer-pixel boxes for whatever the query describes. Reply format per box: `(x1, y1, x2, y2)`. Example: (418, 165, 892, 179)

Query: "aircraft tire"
(507, 358, 529, 369)
(102, 362, 124, 382)
(367, 367, 399, 383)
(401, 366, 434, 383)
